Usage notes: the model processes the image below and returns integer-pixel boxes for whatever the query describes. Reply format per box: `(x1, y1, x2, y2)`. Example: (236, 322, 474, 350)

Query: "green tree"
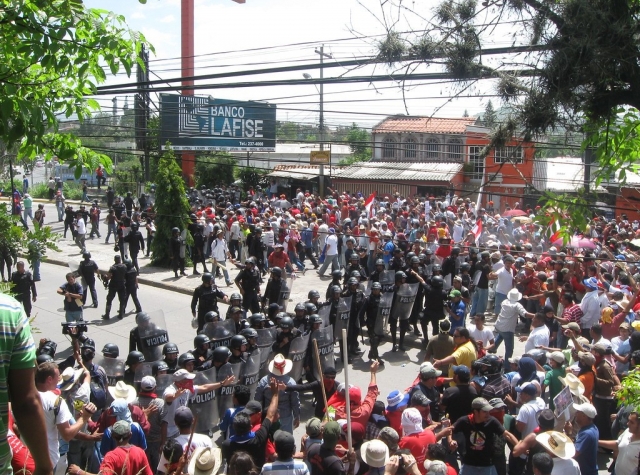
(482, 101, 496, 128)
(236, 166, 269, 191)
(151, 147, 191, 267)
(196, 154, 237, 188)
(339, 123, 372, 165)
(1, 1, 150, 176)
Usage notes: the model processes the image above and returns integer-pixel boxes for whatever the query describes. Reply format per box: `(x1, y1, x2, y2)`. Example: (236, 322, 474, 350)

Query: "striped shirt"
(261, 459, 309, 475)
(0, 294, 36, 474)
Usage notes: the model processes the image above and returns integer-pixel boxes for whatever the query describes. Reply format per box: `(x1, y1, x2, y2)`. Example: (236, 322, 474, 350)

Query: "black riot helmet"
(410, 256, 420, 265)
(204, 311, 220, 323)
(178, 352, 195, 367)
(152, 361, 169, 376)
(202, 273, 213, 284)
(331, 269, 343, 280)
(193, 334, 211, 350)
(431, 264, 442, 274)
(37, 353, 54, 365)
(371, 281, 382, 291)
(430, 275, 444, 288)
(240, 328, 258, 340)
(375, 259, 385, 268)
(270, 267, 282, 278)
(126, 351, 145, 366)
(230, 293, 242, 303)
(102, 343, 120, 358)
(406, 252, 416, 261)
(460, 262, 472, 271)
(249, 313, 266, 327)
(308, 289, 320, 300)
(294, 303, 306, 315)
(331, 285, 342, 295)
(348, 277, 359, 287)
(477, 354, 503, 375)
(163, 343, 179, 355)
(280, 316, 294, 330)
(395, 271, 407, 281)
(304, 302, 317, 315)
(230, 335, 248, 350)
(310, 314, 323, 325)
(212, 346, 231, 364)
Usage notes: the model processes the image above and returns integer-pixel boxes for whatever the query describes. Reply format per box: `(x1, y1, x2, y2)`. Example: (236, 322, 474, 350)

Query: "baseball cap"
(174, 406, 194, 425)
(592, 342, 609, 354)
(471, 397, 494, 412)
(241, 401, 262, 415)
(620, 322, 631, 330)
(561, 322, 581, 333)
(140, 376, 156, 391)
(452, 365, 470, 376)
(549, 351, 565, 364)
(112, 420, 132, 437)
(173, 369, 196, 381)
(508, 356, 521, 365)
(322, 421, 341, 447)
(420, 362, 442, 378)
(489, 398, 507, 409)
(273, 430, 295, 453)
(578, 351, 596, 366)
(573, 402, 597, 419)
(378, 426, 400, 451)
(449, 290, 462, 298)
(515, 382, 537, 396)
(306, 417, 322, 438)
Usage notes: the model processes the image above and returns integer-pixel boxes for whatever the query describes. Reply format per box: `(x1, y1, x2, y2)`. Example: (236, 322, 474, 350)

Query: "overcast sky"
(84, 0, 520, 129)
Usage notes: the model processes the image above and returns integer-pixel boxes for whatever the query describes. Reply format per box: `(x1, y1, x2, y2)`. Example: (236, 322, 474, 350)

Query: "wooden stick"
(312, 339, 330, 421)
(342, 328, 352, 450)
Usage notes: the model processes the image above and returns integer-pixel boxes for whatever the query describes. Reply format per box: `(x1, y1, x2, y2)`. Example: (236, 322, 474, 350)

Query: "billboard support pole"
(181, 0, 196, 185)
(315, 45, 332, 198)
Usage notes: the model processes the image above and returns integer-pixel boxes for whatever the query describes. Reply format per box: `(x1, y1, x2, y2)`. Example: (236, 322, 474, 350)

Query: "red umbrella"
(551, 236, 596, 249)
(503, 209, 528, 217)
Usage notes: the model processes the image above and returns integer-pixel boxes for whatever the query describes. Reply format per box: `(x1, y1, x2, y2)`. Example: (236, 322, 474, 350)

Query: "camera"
(61, 322, 90, 344)
(37, 339, 57, 358)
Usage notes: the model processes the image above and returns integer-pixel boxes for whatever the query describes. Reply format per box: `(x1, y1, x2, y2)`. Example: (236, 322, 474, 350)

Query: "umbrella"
(511, 216, 532, 224)
(630, 239, 640, 248)
(551, 236, 596, 249)
(503, 209, 528, 217)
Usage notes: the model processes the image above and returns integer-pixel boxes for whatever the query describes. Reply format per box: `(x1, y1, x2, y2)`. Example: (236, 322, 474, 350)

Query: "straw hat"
(508, 288, 523, 303)
(107, 381, 137, 404)
(558, 373, 585, 396)
(536, 431, 576, 459)
(58, 367, 85, 392)
(360, 440, 389, 468)
(187, 447, 222, 475)
(268, 354, 293, 376)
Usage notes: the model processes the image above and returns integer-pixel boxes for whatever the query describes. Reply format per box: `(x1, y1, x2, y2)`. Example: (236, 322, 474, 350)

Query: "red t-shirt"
(100, 445, 153, 475)
(399, 429, 436, 475)
(8, 411, 35, 475)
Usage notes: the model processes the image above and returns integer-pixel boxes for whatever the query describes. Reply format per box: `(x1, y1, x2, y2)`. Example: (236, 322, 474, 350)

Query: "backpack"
(89, 365, 107, 410)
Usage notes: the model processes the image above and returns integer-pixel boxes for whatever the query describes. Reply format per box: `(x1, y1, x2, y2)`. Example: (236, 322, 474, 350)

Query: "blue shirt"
(383, 241, 395, 264)
(220, 405, 245, 439)
(448, 300, 466, 332)
(575, 423, 599, 475)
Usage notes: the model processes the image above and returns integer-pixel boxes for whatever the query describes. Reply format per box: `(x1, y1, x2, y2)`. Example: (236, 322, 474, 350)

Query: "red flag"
(472, 219, 483, 244)
(364, 192, 377, 219)
(549, 217, 562, 243)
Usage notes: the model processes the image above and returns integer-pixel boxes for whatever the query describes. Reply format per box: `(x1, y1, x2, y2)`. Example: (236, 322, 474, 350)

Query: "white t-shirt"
(40, 390, 72, 468)
(516, 397, 545, 437)
(162, 385, 200, 438)
(494, 301, 527, 333)
(324, 234, 339, 256)
(616, 429, 640, 475)
(157, 432, 212, 474)
(469, 326, 494, 347)
(495, 267, 514, 295)
(76, 218, 86, 236)
(550, 457, 581, 475)
(525, 325, 550, 353)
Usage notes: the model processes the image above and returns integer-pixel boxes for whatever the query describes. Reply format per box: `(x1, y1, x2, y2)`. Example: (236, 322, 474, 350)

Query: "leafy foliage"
(483, 101, 497, 128)
(236, 167, 269, 191)
(339, 124, 372, 166)
(617, 370, 640, 412)
(0, 1, 150, 175)
(151, 147, 190, 267)
(196, 154, 237, 188)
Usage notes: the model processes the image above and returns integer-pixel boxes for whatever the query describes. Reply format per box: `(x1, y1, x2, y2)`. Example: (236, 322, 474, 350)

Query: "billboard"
(160, 94, 276, 152)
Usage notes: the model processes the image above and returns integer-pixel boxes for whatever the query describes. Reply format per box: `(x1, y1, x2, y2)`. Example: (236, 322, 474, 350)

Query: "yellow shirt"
(448, 340, 478, 386)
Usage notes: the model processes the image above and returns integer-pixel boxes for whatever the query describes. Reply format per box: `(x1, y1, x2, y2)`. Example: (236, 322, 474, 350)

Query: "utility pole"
(135, 45, 151, 182)
(315, 45, 332, 197)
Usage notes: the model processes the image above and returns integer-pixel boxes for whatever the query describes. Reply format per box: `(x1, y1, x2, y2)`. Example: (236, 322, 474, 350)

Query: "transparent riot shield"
(312, 325, 335, 380)
(217, 362, 242, 419)
(278, 277, 293, 312)
(133, 362, 154, 389)
(204, 320, 236, 349)
(374, 292, 394, 336)
(380, 270, 395, 293)
(256, 328, 276, 377)
(333, 296, 352, 341)
(241, 350, 262, 398)
(391, 283, 419, 321)
(93, 356, 124, 387)
(155, 374, 174, 396)
(318, 303, 331, 328)
(137, 310, 169, 362)
(189, 367, 218, 433)
(288, 333, 311, 382)
(68, 261, 83, 285)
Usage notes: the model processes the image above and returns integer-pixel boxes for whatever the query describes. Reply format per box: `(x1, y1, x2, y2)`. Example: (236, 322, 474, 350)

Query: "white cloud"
(159, 14, 175, 23)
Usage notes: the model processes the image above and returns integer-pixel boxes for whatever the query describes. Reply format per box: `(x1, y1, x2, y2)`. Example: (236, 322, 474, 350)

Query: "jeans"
(105, 223, 117, 243)
(212, 259, 231, 284)
(318, 254, 340, 276)
(279, 413, 294, 434)
(493, 292, 507, 317)
(470, 287, 489, 316)
(65, 310, 84, 322)
(288, 250, 305, 271)
(23, 207, 33, 224)
(460, 465, 498, 475)
(494, 331, 514, 370)
(57, 204, 64, 221)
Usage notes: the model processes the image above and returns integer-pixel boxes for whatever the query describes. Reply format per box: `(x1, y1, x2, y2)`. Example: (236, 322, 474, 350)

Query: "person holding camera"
(58, 272, 84, 322)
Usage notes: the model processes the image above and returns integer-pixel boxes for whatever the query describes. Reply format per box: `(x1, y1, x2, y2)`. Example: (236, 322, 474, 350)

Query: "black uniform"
(10, 270, 36, 318)
(343, 263, 368, 285)
(342, 288, 364, 356)
(228, 352, 247, 365)
(192, 349, 212, 371)
(407, 266, 427, 330)
(325, 279, 342, 300)
(389, 256, 405, 272)
(360, 291, 382, 361)
(191, 284, 226, 332)
(192, 228, 208, 274)
(235, 266, 261, 314)
(124, 230, 145, 273)
(170, 234, 185, 277)
(104, 262, 127, 319)
(261, 277, 284, 309)
(123, 195, 135, 216)
(124, 266, 142, 314)
(79, 259, 99, 307)
(422, 281, 448, 338)
(272, 328, 300, 358)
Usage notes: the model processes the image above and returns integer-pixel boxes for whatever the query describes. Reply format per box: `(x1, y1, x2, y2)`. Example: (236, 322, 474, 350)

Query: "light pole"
(304, 45, 332, 196)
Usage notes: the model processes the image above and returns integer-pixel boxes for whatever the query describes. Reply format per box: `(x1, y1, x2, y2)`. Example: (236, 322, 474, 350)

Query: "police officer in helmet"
(191, 272, 229, 333)
(360, 281, 385, 366)
(162, 343, 180, 374)
(234, 257, 262, 314)
(325, 270, 343, 300)
(229, 335, 248, 364)
(124, 351, 145, 385)
(191, 334, 212, 371)
(261, 267, 285, 310)
(272, 316, 299, 358)
(102, 254, 127, 320)
(239, 328, 259, 355)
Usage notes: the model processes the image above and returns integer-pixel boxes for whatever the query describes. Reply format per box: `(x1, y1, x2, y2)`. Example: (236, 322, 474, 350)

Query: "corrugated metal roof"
(335, 161, 462, 182)
(374, 116, 476, 134)
(268, 165, 343, 181)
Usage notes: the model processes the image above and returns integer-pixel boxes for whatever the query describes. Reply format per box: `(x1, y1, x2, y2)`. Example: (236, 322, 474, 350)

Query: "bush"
(29, 182, 83, 200)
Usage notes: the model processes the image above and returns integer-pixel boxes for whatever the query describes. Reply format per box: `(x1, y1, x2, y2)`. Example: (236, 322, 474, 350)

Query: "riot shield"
(289, 333, 311, 382)
(241, 350, 262, 398)
(256, 328, 276, 377)
(190, 367, 219, 433)
(137, 310, 169, 362)
(333, 296, 352, 341)
(217, 362, 242, 419)
(390, 283, 419, 321)
(68, 261, 83, 286)
(312, 325, 335, 380)
(318, 303, 331, 328)
(133, 362, 154, 390)
(374, 292, 394, 336)
(379, 270, 395, 293)
(93, 356, 124, 387)
(278, 277, 293, 312)
(204, 319, 236, 349)
(155, 374, 174, 396)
